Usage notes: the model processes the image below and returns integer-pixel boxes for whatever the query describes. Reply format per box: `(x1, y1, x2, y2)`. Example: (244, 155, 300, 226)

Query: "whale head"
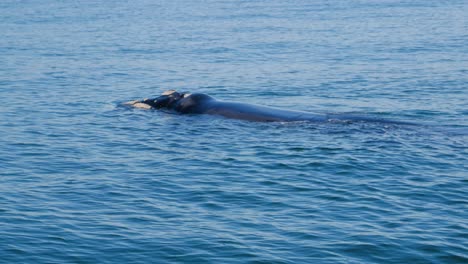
(124, 90, 193, 110)
(142, 90, 189, 109)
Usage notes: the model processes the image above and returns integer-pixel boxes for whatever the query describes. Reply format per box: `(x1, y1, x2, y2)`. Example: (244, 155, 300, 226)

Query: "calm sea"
(1, 0, 467, 263)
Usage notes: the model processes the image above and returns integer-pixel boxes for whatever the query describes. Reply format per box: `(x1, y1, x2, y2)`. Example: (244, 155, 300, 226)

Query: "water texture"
(1, 1, 467, 263)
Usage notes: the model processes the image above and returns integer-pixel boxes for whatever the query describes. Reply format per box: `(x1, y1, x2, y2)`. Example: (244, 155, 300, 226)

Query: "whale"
(124, 90, 416, 125)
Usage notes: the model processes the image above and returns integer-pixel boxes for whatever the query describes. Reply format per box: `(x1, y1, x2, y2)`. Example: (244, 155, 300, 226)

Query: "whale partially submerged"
(124, 90, 415, 125)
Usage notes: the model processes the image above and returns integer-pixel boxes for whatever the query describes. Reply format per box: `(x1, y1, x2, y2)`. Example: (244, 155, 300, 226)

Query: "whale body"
(124, 90, 415, 125)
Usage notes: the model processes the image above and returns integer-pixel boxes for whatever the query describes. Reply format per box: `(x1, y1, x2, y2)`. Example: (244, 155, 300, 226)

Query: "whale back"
(174, 93, 215, 114)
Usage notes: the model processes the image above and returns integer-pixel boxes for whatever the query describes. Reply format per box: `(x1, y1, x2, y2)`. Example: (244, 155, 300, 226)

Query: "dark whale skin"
(172, 93, 327, 122)
(125, 92, 416, 125)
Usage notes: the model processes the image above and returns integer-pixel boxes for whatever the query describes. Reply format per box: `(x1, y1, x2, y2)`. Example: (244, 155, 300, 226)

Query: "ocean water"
(1, 0, 467, 263)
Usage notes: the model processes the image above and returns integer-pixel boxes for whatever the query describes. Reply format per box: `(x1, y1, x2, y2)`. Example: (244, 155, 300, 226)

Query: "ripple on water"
(1, 0, 468, 263)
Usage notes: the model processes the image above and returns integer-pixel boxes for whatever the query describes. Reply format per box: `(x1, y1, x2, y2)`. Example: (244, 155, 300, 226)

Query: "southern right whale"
(124, 90, 417, 125)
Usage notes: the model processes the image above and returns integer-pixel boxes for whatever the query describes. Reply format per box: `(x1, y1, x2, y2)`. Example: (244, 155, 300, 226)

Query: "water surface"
(1, 0, 467, 263)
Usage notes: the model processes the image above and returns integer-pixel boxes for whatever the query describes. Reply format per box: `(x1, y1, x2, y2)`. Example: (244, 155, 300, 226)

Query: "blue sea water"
(1, 0, 467, 263)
